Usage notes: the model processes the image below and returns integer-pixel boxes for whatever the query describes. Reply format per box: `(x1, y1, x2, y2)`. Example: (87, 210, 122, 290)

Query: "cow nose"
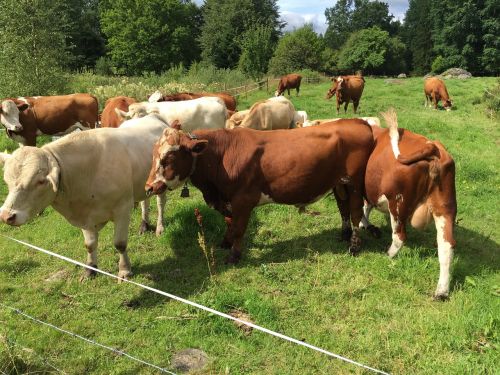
(145, 186, 154, 197)
(1, 211, 16, 225)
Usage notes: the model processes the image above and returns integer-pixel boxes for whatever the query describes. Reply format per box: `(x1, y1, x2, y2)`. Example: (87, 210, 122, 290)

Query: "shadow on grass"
(0, 259, 40, 275)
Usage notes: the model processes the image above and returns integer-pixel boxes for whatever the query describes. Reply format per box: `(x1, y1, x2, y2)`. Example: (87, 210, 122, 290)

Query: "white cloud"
(281, 11, 328, 34)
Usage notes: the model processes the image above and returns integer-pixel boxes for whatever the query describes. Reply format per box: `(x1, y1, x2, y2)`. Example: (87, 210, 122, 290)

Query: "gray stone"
(397, 73, 407, 78)
(171, 349, 209, 373)
(441, 68, 472, 78)
(457, 74, 471, 79)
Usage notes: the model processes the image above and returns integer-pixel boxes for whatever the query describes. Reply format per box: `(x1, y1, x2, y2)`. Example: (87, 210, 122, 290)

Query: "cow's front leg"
(220, 216, 233, 249)
(155, 192, 166, 236)
(333, 185, 352, 241)
(113, 209, 133, 281)
(80, 228, 98, 281)
(347, 187, 364, 256)
(226, 202, 254, 264)
(344, 101, 349, 113)
(139, 199, 154, 234)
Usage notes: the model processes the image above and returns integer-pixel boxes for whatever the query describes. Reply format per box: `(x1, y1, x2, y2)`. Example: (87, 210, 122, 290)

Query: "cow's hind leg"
(344, 101, 349, 113)
(80, 228, 99, 281)
(353, 100, 360, 114)
(155, 192, 166, 236)
(433, 214, 455, 300)
(333, 185, 352, 241)
(113, 208, 133, 281)
(360, 202, 381, 238)
(346, 185, 365, 256)
(226, 199, 255, 264)
(387, 201, 407, 258)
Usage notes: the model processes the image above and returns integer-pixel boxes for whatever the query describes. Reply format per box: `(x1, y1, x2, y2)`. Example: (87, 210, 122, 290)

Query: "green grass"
(0, 77, 499, 374)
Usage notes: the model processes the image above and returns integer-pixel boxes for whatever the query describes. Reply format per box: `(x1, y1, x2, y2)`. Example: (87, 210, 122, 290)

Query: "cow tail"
(381, 108, 400, 159)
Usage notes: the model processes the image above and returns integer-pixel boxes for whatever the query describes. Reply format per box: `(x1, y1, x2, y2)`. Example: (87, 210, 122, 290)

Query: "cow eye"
(37, 179, 47, 186)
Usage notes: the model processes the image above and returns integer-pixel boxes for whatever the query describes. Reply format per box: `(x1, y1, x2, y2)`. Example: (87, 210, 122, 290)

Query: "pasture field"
(0, 77, 498, 374)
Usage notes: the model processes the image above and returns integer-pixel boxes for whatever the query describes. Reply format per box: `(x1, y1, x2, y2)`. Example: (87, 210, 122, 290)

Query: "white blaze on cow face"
(0, 147, 59, 226)
(1, 100, 27, 131)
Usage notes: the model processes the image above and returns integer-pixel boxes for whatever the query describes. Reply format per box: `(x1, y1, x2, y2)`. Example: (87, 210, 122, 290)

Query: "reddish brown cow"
(326, 75, 365, 114)
(359, 109, 457, 299)
(145, 120, 374, 263)
(0, 94, 98, 146)
(152, 91, 237, 112)
(100, 96, 137, 128)
(424, 77, 452, 111)
(275, 74, 302, 97)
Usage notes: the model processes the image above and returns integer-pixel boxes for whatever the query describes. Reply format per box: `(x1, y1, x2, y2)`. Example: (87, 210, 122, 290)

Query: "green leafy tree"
(200, 0, 282, 69)
(0, 0, 70, 96)
(479, 0, 499, 75)
(100, 0, 201, 75)
(238, 25, 275, 80)
(337, 26, 406, 75)
(268, 25, 324, 76)
(402, 0, 433, 74)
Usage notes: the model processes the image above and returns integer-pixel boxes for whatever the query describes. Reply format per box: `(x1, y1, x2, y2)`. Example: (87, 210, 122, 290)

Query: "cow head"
(145, 126, 208, 196)
(326, 77, 343, 99)
(0, 147, 59, 226)
(1, 99, 29, 132)
(443, 99, 452, 111)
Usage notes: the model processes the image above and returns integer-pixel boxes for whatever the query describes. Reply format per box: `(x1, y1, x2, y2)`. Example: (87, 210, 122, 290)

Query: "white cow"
(0, 114, 169, 280)
(116, 96, 227, 132)
(225, 96, 306, 130)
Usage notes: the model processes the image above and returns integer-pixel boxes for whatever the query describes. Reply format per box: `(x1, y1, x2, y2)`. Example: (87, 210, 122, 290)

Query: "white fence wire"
(0, 234, 390, 375)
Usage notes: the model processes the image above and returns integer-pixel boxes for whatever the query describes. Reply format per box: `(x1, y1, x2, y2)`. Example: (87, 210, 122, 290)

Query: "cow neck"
(44, 148, 62, 193)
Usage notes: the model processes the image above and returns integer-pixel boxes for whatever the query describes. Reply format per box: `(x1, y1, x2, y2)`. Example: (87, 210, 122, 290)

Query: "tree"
(337, 26, 406, 75)
(66, 0, 106, 70)
(200, 0, 282, 69)
(238, 25, 275, 80)
(402, 0, 433, 74)
(268, 25, 324, 76)
(480, 0, 499, 75)
(100, 0, 201, 75)
(0, 0, 70, 96)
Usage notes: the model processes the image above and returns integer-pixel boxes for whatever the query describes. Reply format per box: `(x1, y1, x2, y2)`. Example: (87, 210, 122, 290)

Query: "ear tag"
(180, 183, 190, 198)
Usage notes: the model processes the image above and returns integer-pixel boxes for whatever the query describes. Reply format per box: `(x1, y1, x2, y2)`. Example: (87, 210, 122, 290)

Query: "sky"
(193, 1, 409, 35)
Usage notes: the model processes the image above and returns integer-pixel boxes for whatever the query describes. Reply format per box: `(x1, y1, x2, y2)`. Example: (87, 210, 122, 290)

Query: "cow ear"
(0, 152, 12, 167)
(17, 103, 29, 112)
(115, 108, 129, 119)
(188, 139, 208, 155)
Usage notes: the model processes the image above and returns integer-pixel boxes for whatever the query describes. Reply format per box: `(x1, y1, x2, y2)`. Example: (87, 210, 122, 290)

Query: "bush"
(483, 80, 500, 119)
(95, 57, 114, 76)
(431, 56, 446, 74)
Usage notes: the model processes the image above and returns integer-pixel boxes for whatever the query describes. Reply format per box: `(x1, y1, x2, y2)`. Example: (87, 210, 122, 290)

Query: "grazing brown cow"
(326, 75, 365, 114)
(100, 96, 137, 128)
(424, 77, 452, 111)
(0, 94, 98, 146)
(275, 74, 302, 97)
(145, 120, 375, 263)
(360, 109, 457, 299)
(149, 91, 236, 112)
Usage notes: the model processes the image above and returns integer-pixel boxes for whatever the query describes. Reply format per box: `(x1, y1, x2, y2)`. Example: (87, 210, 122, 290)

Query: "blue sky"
(193, 1, 409, 35)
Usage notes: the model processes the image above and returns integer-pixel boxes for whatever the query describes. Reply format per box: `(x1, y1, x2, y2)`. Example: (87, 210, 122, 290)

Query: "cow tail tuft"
(381, 108, 400, 159)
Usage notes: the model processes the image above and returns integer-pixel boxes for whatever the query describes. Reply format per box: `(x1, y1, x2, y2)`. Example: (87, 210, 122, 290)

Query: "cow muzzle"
(0, 209, 19, 226)
(145, 181, 167, 197)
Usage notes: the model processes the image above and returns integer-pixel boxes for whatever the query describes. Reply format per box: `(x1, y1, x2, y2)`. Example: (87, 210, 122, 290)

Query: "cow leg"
(296, 86, 300, 96)
(287, 88, 291, 96)
(80, 228, 99, 281)
(344, 101, 349, 113)
(220, 216, 233, 249)
(433, 214, 454, 300)
(387, 201, 407, 258)
(336, 99, 341, 114)
(113, 209, 133, 280)
(347, 186, 364, 256)
(333, 185, 352, 241)
(155, 192, 166, 236)
(431, 93, 438, 110)
(139, 199, 154, 234)
(360, 202, 382, 238)
(353, 100, 359, 114)
(226, 201, 254, 264)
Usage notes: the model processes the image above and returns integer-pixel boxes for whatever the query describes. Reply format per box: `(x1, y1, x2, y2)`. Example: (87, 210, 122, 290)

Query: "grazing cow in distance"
(145, 120, 375, 263)
(359, 109, 457, 299)
(299, 117, 380, 128)
(424, 77, 452, 111)
(116, 97, 227, 132)
(101, 96, 137, 128)
(226, 96, 305, 130)
(326, 75, 365, 114)
(275, 74, 302, 97)
(0, 94, 98, 146)
(0, 114, 169, 280)
(148, 90, 237, 112)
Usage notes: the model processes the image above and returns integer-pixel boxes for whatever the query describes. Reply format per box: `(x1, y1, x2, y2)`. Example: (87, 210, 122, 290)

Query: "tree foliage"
(100, 0, 201, 75)
(200, 0, 282, 69)
(337, 26, 406, 75)
(238, 25, 275, 80)
(268, 25, 324, 76)
(0, 0, 70, 96)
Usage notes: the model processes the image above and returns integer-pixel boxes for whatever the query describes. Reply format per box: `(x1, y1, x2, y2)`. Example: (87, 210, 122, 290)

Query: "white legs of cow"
(139, 193, 166, 236)
(114, 208, 133, 280)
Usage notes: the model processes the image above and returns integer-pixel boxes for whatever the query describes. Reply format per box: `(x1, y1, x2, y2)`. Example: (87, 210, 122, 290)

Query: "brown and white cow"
(275, 73, 302, 97)
(225, 96, 305, 130)
(0, 94, 98, 146)
(145, 120, 375, 263)
(359, 109, 457, 299)
(101, 96, 137, 128)
(326, 75, 365, 114)
(424, 77, 452, 111)
(149, 91, 237, 112)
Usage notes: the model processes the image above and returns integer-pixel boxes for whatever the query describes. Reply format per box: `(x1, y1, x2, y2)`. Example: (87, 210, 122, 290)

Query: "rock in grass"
(171, 349, 209, 373)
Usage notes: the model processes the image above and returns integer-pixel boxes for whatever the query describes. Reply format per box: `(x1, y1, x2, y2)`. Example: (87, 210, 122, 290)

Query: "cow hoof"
(224, 253, 241, 264)
(155, 225, 164, 237)
(117, 270, 133, 282)
(432, 293, 449, 302)
(139, 221, 155, 235)
(340, 228, 353, 242)
(80, 266, 98, 282)
(348, 246, 361, 257)
(367, 225, 382, 238)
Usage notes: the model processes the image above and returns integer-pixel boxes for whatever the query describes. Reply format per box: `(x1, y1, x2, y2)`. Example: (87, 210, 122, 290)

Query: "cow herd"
(0, 74, 456, 300)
